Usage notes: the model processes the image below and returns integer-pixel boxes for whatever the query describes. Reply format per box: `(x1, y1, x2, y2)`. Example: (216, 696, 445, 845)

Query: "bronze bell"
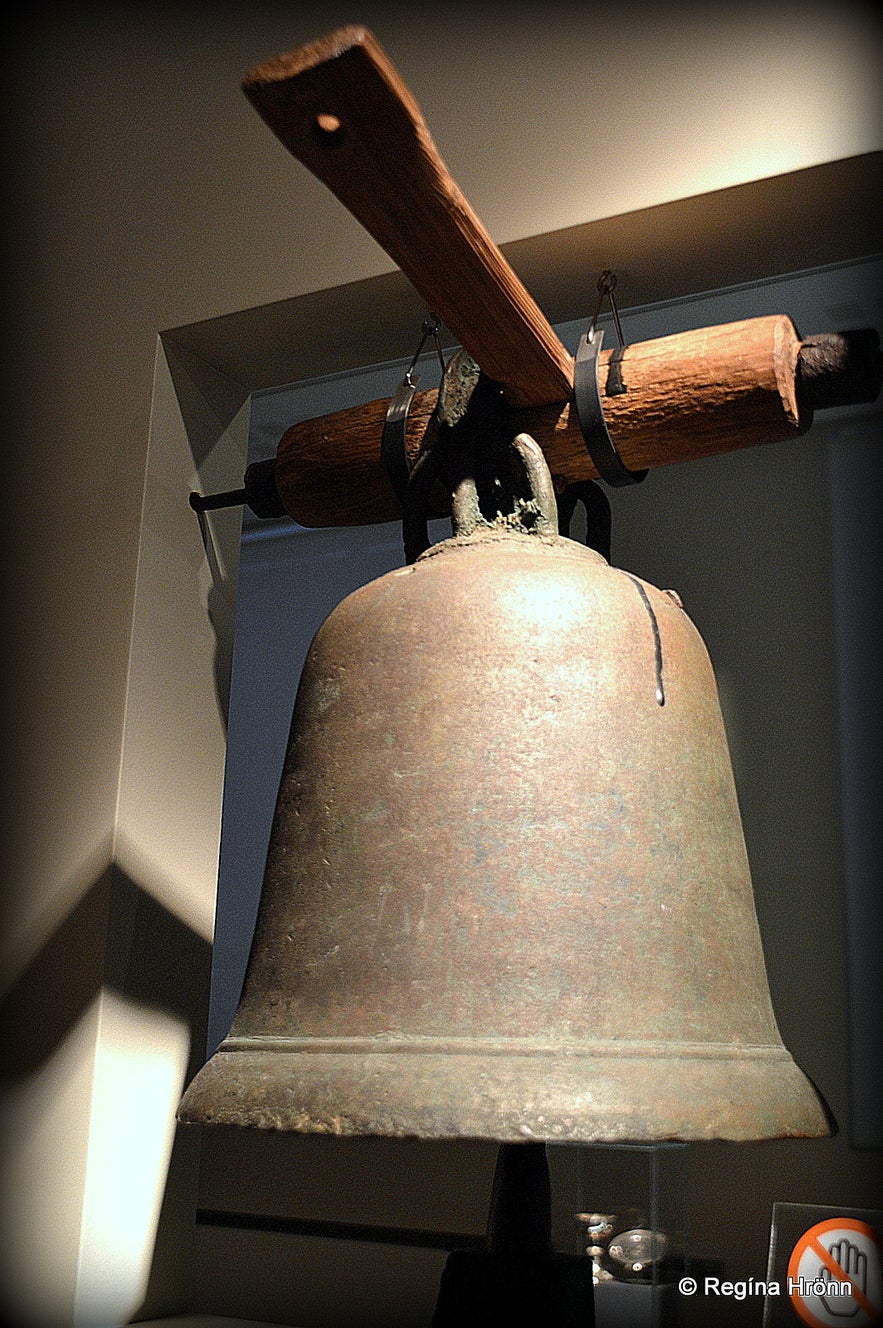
(179, 432, 829, 1144)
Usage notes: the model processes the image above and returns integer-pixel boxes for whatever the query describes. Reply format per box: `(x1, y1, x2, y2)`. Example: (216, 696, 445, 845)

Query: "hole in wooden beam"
(313, 112, 344, 146)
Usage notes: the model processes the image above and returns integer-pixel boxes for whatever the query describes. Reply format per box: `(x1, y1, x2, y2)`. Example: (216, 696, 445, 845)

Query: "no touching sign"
(787, 1217, 882, 1327)
(764, 1205, 883, 1328)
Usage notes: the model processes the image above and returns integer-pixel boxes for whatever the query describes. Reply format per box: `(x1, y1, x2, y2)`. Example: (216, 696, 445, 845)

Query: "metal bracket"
(380, 375, 417, 506)
(556, 480, 612, 562)
(573, 328, 647, 488)
(381, 315, 446, 507)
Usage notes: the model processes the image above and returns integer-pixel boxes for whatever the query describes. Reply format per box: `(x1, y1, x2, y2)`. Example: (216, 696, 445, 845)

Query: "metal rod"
(189, 488, 248, 513)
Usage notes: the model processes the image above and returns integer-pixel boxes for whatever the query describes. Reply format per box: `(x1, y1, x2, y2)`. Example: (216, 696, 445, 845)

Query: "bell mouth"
(178, 1035, 831, 1143)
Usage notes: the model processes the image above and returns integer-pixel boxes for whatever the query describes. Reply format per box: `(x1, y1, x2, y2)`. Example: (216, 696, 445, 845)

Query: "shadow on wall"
(0, 866, 212, 1096)
(162, 334, 251, 730)
(0, 870, 115, 1090)
(0, 866, 212, 1326)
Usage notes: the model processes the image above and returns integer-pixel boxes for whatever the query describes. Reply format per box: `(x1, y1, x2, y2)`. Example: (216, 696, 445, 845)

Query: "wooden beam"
(237, 29, 881, 529)
(271, 315, 880, 528)
(243, 26, 572, 408)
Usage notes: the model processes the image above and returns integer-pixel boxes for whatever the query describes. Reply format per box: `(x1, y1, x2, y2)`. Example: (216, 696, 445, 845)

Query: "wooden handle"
(243, 26, 573, 408)
(274, 315, 815, 527)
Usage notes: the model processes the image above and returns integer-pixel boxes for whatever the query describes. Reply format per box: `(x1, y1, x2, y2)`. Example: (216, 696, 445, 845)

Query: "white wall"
(1, 3, 879, 1324)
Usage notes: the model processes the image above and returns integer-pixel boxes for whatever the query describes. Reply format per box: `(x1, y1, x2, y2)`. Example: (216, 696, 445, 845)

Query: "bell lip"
(177, 1041, 833, 1144)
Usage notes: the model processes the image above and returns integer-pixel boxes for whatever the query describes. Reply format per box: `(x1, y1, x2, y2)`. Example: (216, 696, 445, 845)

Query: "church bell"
(179, 431, 829, 1144)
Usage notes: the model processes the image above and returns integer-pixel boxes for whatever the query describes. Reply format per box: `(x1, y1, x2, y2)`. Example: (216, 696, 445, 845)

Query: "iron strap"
(382, 314, 447, 508)
(380, 375, 416, 506)
(573, 328, 647, 487)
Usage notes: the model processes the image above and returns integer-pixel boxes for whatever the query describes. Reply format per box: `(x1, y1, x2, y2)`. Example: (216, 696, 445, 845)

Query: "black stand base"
(432, 1249, 595, 1327)
(432, 1142, 594, 1327)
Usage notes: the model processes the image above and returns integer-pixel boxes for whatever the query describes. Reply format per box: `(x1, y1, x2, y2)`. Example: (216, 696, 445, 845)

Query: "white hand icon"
(819, 1239, 867, 1318)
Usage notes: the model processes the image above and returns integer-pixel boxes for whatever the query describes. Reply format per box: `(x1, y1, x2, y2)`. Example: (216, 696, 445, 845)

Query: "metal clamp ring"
(573, 328, 647, 488)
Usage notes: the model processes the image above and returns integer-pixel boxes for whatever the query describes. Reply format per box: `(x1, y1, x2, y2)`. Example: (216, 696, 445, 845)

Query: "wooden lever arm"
(243, 26, 573, 408)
